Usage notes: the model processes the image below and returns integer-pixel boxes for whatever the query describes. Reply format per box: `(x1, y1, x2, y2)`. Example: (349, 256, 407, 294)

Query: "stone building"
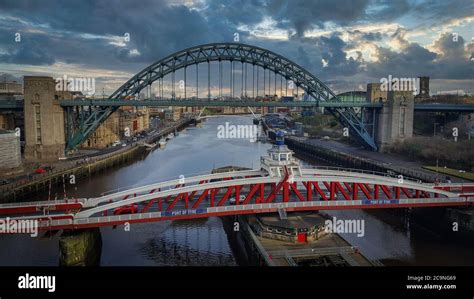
(0, 81, 23, 95)
(81, 112, 120, 149)
(0, 114, 15, 130)
(81, 106, 150, 149)
(376, 90, 414, 150)
(414, 76, 430, 101)
(118, 106, 150, 137)
(367, 83, 388, 103)
(0, 130, 21, 170)
(23, 76, 71, 161)
(164, 107, 182, 121)
(0, 82, 24, 135)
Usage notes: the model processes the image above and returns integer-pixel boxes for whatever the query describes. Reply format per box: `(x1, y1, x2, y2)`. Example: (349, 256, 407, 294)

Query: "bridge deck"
(0, 167, 472, 231)
(2, 99, 473, 111)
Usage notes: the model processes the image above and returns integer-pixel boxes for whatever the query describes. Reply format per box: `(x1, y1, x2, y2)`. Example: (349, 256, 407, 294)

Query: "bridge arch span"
(67, 43, 377, 151)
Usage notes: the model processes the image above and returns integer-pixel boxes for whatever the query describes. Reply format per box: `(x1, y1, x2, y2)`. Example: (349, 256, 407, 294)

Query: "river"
(0, 115, 472, 266)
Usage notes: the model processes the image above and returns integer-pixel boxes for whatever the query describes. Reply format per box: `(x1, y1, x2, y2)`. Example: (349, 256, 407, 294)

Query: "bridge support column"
(24, 76, 67, 161)
(375, 91, 414, 151)
(59, 228, 102, 266)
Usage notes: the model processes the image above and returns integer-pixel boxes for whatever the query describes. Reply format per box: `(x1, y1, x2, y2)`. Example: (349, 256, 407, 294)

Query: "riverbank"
(262, 123, 474, 243)
(263, 121, 458, 183)
(0, 117, 196, 203)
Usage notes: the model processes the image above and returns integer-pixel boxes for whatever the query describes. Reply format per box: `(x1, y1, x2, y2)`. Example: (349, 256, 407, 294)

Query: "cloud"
(0, 33, 55, 65)
(266, 0, 370, 36)
(368, 32, 474, 80)
(0, 0, 472, 94)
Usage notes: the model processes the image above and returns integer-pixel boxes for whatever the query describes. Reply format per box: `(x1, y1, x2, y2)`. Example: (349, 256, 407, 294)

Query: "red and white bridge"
(1, 135, 473, 232)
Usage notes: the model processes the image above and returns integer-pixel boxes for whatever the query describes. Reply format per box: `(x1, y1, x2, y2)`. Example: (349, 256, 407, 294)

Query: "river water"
(0, 115, 473, 266)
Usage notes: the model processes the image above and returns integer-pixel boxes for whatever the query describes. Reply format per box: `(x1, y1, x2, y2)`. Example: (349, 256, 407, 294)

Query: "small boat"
(166, 132, 174, 140)
(145, 142, 157, 151)
(158, 138, 167, 148)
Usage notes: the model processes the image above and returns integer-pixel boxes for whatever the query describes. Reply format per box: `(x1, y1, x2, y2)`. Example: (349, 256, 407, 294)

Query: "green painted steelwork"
(64, 43, 379, 152)
(60, 99, 383, 108)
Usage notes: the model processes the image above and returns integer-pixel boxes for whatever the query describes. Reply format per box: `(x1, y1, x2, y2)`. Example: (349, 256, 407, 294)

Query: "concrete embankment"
(0, 118, 196, 203)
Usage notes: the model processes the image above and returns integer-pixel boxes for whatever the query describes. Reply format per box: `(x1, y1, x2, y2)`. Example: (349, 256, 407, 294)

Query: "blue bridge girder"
(59, 99, 384, 108)
(413, 103, 474, 112)
(3, 99, 473, 111)
(64, 43, 380, 152)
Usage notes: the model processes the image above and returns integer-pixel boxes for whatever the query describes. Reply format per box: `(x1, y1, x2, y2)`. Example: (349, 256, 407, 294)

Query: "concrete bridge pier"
(59, 228, 102, 266)
(375, 91, 414, 151)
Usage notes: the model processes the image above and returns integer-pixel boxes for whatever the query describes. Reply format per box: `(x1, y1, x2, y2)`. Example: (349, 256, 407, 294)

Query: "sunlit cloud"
(238, 17, 290, 41)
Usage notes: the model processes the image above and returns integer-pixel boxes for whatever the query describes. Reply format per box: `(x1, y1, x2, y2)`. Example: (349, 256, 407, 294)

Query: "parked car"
(113, 204, 139, 215)
(40, 165, 54, 171)
(35, 168, 47, 174)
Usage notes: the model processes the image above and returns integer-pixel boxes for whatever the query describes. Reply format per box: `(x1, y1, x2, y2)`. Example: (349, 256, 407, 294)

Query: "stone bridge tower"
(24, 76, 68, 161)
(375, 90, 415, 151)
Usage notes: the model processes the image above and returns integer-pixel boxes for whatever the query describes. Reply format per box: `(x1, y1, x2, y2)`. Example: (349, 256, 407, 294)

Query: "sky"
(0, 0, 473, 96)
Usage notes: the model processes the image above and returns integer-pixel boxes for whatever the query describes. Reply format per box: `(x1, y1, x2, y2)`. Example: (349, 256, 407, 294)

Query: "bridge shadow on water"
(136, 219, 237, 266)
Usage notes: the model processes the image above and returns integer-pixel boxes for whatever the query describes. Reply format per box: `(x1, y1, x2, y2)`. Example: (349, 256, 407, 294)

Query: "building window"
(34, 104, 42, 144)
(399, 107, 406, 136)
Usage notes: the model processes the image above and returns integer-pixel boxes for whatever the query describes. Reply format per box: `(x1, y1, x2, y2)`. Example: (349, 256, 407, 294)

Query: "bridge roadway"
(60, 99, 474, 112)
(1, 167, 473, 232)
(1, 99, 474, 112)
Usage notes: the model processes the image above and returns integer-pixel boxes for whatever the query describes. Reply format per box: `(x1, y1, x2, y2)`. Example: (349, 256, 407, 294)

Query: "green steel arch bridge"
(1, 43, 474, 152)
(64, 43, 381, 152)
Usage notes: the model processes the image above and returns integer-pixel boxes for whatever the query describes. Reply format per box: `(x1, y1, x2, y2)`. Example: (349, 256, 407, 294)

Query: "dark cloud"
(266, 0, 370, 36)
(204, 0, 267, 28)
(366, 0, 411, 21)
(0, 31, 55, 65)
(368, 33, 474, 80)
(0, 0, 472, 93)
(411, 0, 474, 25)
(0, 0, 239, 78)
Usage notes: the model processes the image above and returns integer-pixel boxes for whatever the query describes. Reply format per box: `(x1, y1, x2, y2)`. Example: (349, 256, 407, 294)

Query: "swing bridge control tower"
(261, 130, 302, 179)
